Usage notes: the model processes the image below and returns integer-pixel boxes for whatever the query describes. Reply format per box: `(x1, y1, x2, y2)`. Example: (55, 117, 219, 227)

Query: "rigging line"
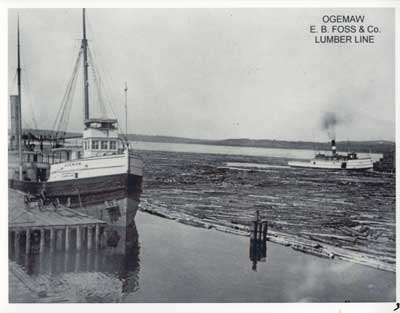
(51, 45, 83, 133)
(93, 49, 118, 119)
(22, 116, 32, 130)
(56, 49, 82, 129)
(88, 47, 108, 117)
(87, 47, 104, 110)
(62, 50, 83, 127)
(17, 32, 38, 130)
(59, 59, 80, 136)
(51, 73, 72, 133)
(21, 69, 38, 129)
(86, 18, 118, 118)
(88, 46, 115, 118)
(91, 49, 110, 116)
(56, 52, 82, 137)
(52, 49, 83, 135)
(11, 70, 18, 92)
(52, 84, 70, 134)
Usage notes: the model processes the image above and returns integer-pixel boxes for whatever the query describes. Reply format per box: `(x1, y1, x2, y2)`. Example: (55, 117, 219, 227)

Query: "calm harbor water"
(129, 212, 395, 302)
(130, 141, 383, 162)
(10, 211, 395, 302)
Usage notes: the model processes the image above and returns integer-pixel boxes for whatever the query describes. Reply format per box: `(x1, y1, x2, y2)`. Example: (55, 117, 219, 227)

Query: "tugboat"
(8, 9, 144, 208)
(288, 140, 373, 171)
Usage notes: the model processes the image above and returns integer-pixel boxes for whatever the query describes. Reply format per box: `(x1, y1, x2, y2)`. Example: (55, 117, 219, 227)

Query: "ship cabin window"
(86, 121, 117, 130)
(110, 141, 116, 150)
(101, 122, 117, 129)
(92, 140, 99, 150)
(101, 140, 108, 150)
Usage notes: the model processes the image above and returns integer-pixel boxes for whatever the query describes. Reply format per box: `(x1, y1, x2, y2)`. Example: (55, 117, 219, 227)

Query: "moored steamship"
(9, 9, 143, 209)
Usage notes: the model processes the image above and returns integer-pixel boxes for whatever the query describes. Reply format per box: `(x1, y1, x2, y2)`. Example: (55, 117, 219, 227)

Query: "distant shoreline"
(20, 128, 395, 154)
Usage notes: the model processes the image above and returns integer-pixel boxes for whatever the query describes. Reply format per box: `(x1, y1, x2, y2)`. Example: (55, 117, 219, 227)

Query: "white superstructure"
(82, 118, 120, 158)
(48, 118, 143, 182)
(288, 158, 373, 170)
(288, 140, 373, 171)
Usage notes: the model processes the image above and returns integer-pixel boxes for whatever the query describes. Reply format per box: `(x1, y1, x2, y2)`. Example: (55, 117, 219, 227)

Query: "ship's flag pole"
(125, 82, 128, 137)
(17, 14, 23, 180)
(82, 8, 90, 121)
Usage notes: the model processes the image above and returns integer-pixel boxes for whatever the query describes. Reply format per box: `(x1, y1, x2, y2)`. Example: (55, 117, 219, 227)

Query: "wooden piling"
(50, 228, 55, 252)
(56, 229, 63, 250)
(95, 224, 100, 249)
(76, 226, 81, 251)
(65, 227, 70, 251)
(262, 221, 268, 241)
(14, 231, 20, 257)
(9, 193, 107, 256)
(98, 227, 104, 249)
(87, 226, 93, 250)
(252, 221, 257, 240)
(25, 228, 31, 255)
(39, 229, 45, 253)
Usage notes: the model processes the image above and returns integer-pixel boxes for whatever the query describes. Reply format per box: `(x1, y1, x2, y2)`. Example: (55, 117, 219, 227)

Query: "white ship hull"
(48, 150, 143, 182)
(288, 158, 373, 170)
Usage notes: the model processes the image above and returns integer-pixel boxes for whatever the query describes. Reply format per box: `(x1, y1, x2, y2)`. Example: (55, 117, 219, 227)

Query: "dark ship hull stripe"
(8, 173, 143, 206)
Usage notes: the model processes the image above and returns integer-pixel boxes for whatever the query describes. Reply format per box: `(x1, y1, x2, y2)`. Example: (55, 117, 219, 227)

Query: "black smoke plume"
(321, 112, 340, 140)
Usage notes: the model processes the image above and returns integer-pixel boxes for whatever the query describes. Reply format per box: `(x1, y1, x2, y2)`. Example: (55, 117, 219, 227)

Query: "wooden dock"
(9, 189, 107, 255)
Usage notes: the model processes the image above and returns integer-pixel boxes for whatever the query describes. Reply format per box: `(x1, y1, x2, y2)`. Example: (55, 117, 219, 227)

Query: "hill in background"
(22, 128, 395, 154)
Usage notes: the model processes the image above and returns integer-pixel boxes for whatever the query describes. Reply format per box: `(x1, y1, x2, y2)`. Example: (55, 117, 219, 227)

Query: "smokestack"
(331, 139, 337, 156)
(10, 95, 20, 151)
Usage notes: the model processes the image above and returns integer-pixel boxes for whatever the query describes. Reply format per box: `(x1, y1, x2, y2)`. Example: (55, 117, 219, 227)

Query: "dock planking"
(9, 188, 107, 229)
(9, 188, 108, 257)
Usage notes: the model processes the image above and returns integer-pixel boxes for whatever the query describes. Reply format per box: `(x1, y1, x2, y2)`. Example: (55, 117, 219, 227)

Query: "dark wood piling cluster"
(249, 211, 268, 271)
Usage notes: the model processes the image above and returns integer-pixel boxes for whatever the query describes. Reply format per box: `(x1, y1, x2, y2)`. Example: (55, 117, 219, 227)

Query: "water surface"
(10, 211, 395, 302)
(129, 212, 394, 302)
(130, 141, 382, 161)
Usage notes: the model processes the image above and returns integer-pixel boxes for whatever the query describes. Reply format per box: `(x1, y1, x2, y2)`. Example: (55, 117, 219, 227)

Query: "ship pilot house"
(82, 118, 120, 158)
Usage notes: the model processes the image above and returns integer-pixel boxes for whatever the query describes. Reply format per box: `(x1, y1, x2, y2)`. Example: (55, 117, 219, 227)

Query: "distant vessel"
(288, 140, 373, 171)
(9, 9, 143, 208)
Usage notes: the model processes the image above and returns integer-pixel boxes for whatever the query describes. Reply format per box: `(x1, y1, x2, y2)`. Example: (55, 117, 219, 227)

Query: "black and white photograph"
(3, 3, 396, 307)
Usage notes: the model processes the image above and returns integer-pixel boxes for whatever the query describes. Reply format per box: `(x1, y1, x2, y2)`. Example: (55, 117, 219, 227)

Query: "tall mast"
(82, 8, 90, 121)
(17, 14, 23, 180)
(124, 82, 128, 136)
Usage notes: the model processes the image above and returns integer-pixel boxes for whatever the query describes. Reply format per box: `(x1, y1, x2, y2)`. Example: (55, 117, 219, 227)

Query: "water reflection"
(9, 219, 140, 302)
(249, 219, 268, 271)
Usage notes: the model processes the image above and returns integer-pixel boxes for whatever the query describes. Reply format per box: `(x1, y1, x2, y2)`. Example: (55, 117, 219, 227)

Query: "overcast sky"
(8, 8, 395, 141)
